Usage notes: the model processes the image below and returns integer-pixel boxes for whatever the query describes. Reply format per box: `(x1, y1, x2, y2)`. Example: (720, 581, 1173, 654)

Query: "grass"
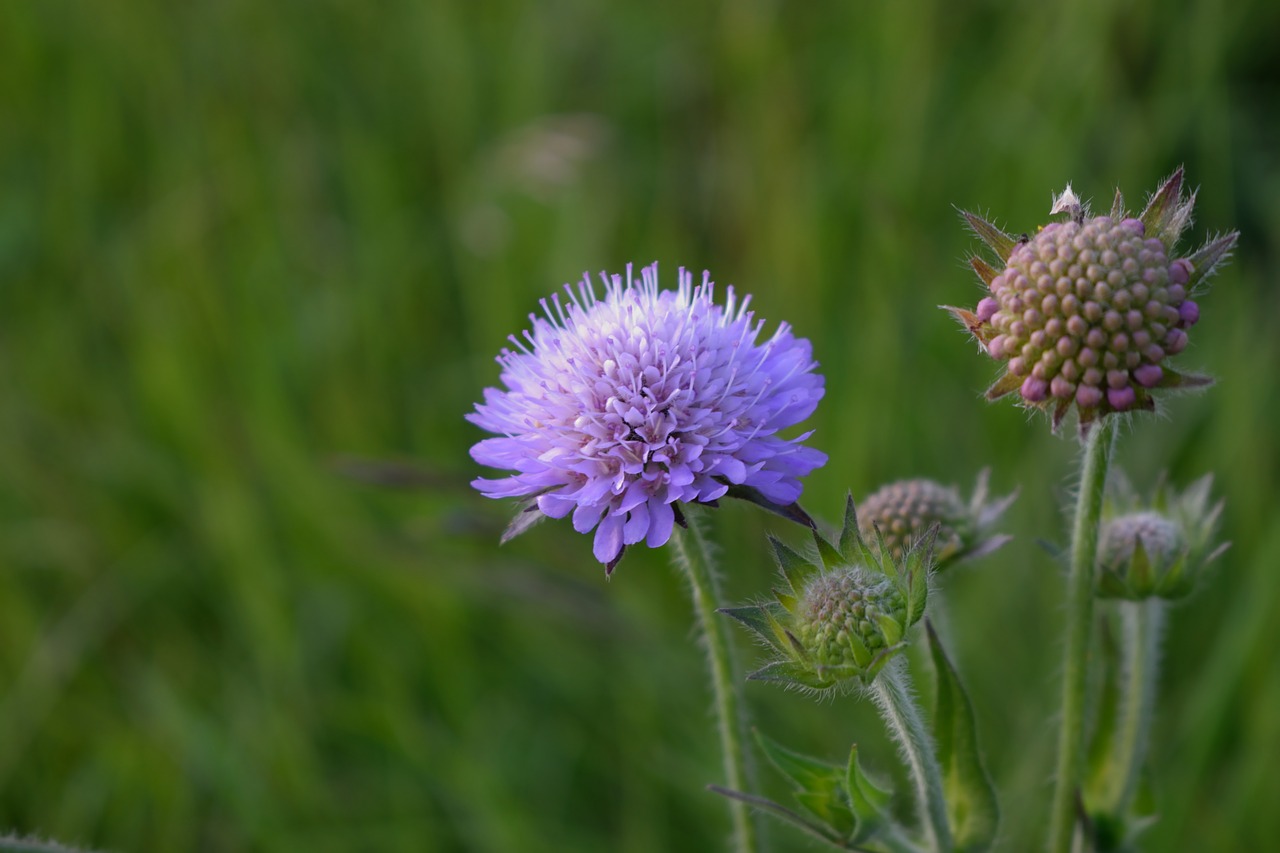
(2, 0, 1278, 849)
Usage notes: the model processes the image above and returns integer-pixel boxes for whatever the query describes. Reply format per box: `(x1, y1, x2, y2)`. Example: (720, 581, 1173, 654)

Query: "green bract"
(721, 495, 934, 690)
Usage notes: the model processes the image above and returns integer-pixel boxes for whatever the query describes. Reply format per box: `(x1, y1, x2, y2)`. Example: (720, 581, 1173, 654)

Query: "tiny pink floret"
(1107, 386, 1137, 411)
(1179, 300, 1200, 326)
(1134, 364, 1163, 388)
(1020, 376, 1048, 402)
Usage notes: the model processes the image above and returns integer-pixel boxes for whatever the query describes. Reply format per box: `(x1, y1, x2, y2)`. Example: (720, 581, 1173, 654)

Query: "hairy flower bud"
(1096, 474, 1228, 600)
(721, 496, 934, 690)
(795, 570, 907, 670)
(858, 469, 1015, 570)
(946, 169, 1239, 434)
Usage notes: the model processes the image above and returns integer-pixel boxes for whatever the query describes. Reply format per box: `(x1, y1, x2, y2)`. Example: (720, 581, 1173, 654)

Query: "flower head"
(1097, 474, 1228, 600)
(721, 496, 933, 690)
(946, 168, 1238, 434)
(469, 263, 827, 571)
(858, 469, 1016, 570)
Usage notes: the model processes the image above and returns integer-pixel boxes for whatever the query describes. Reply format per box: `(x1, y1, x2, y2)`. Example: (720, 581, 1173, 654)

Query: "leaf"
(969, 256, 999, 287)
(748, 660, 837, 691)
(984, 371, 1021, 401)
(754, 730, 853, 833)
(844, 743, 894, 839)
(838, 493, 876, 568)
(813, 530, 844, 570)
(719, 605, 780, 648)
(1184, 231, 1239, 291)
(769, 535, 813, 598)
(959, 209, 1019, 260)
(709, 786, 846, 847)
(1139, 166, 1189, 245)
(927, 621, 999, 851)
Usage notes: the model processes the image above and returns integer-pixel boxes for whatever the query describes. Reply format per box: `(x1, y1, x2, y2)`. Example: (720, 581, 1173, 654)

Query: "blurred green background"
(2, 0, 1278, 850)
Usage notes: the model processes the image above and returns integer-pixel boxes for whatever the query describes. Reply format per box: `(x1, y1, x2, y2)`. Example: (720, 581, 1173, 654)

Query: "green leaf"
(813, 529, 844, 570)
(1139, 166, 1192, 245)
(959, 209, 1018, 260)
(1084, 613, 1123, 803)
(1184, 231, 1239, 291)
(1109, 187, 1125, 220)
(748, 660, 837, 691)
(770, 535, 812, 598)
(969, 256, 999, 286)
(838, 493, 876, 568)
(753, 730, 859, 838)
(709, 786, 846, 848)
(719, 605, 782, 649)
(927, 621, 999, 851)
(844, 743, 894, 842)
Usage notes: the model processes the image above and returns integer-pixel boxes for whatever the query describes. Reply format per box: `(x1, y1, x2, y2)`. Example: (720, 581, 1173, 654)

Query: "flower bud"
(1096, 474, 1228, 600)
(947, 169, 1239, 435)
(858, 470, 1015, 570)
(721, 495, 934, 690)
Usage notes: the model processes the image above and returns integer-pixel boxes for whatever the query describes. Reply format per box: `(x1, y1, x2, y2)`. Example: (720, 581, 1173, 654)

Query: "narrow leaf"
(813, 530, 844, 570)
(927, 621, 999, 851)
(1184, 231, 1240, 291)
(960, 209, 1018, 260)
(709, 786, 845, 847)
(969, 256, 999, 287)
(984, 371, 1021, 401)
(1139, 166, 1185, 238)
(770, 535, 812, 597)
(844, 743, 894, 824)
(719, 606, 781, 648)
(1109, 188, 1125, 220)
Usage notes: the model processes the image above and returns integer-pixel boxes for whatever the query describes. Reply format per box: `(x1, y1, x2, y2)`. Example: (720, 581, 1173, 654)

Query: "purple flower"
(469, 263, 827, 570)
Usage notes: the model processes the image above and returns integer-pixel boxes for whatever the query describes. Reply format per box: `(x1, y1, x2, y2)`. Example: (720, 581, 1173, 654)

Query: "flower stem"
(669, 511, 759, 853)
(871, 658, 953, 853)
(1047, 418, 1117, 853)
(1102, 599, 1165, 814)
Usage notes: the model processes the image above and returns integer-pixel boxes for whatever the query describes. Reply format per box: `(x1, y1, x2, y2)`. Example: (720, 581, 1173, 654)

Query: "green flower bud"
(858, 469, 1015, 570)
(795, 569, 907, 672)
(1096, 474, 1228, 600)
(721, 495, 935, 690)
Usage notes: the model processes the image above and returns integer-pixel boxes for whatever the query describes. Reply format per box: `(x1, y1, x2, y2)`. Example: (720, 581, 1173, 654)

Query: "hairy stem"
(1047, 418, 1117, 853)
(1103, 599, 1165, 813)
(872, 659, 953, 852)
(670, 512, 759, 853)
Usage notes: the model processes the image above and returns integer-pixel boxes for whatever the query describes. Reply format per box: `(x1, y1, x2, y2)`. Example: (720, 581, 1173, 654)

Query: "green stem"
(669, 512, 759, 853)
(872, 659, 953, 853)
(1047, 418, 1117, 853)
(1102, 599, 1165, 813)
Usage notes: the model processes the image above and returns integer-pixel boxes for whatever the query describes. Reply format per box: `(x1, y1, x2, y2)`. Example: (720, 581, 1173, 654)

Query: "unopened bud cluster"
(721, 496, 933, 690)
(948, 170, 1238, 433)
(795, 570, 906, 670)
(979, 217, 1194, 414)
(1096, 474, 1227, 600)
(859, 470, 1015, 570)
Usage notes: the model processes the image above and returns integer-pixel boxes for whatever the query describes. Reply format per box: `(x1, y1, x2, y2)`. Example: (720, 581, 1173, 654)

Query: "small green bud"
(795, 570, 907, 672)
(1096, 474, 1227, 600)
(721, 495, 936, 690)
(858, 469, 1015, 571)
